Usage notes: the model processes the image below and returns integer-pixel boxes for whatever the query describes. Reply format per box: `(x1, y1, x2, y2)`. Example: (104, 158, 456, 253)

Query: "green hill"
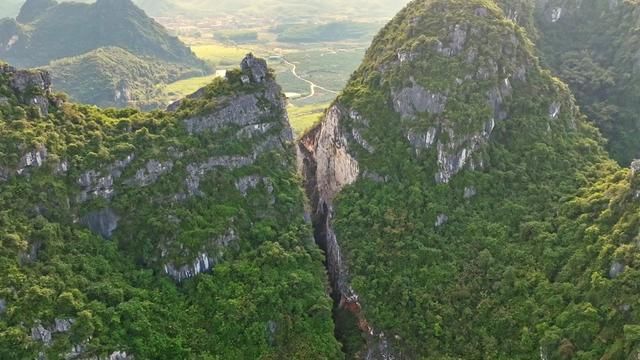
(44, 47, 204, 109)
(0, 56, 341, 359)
(299, 0, 640, 358)
(0, 0, 204, 69)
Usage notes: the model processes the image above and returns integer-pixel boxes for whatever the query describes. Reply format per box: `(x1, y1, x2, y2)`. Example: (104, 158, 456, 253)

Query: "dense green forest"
(0, 58, 341, 358)
(300, 0, 640, 358)
(532, 0, 640, 165)
(1, 0, 640, 359)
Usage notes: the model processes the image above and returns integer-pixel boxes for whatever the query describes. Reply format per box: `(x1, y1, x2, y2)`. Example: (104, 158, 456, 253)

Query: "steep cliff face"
(299, 0, 636, 358)
(0, 56, 341, 359)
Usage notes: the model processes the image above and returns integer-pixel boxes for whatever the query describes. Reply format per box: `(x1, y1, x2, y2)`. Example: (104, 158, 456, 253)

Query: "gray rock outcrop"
(163, 230, 237, 282)
(0, 64, 54, 117)
(77, 154, 134, 202)
(241, 53, 268, 84)
(392, 79, 447, 118)
(609, 261, 625, 279)
(80, 208, 119, 239)
(127, 160, 173, 187)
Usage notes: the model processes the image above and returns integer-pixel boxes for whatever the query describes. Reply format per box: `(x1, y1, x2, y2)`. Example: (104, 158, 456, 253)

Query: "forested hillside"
(0, 56, 341, 359)
(300, 0, 640, 358)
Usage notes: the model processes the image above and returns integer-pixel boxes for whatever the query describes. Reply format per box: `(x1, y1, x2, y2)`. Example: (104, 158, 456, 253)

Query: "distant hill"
(45, 47, 203, 109)
(0, 0, 204, 68)
(0, 0, 208, 108)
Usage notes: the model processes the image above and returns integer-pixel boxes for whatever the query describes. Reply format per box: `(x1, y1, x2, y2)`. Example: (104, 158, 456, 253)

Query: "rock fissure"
(298, 104, 400, 359)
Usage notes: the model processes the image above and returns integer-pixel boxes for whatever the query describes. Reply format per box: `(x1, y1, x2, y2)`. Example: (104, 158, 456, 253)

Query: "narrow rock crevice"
(297, 107, 400, 359)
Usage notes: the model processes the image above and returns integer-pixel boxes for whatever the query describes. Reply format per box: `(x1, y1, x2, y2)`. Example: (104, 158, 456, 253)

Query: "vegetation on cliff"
(0, 58, 342, 359)
(301, 0, 640, 358)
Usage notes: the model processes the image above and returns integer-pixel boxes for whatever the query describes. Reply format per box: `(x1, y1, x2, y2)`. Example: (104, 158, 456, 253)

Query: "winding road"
(281, 58, 339, 100)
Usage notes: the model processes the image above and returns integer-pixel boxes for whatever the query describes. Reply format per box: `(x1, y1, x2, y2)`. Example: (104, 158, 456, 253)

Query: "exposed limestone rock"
(236, 122, 276, 139)
(631, 160, 640, 200)
(17, 145, 48, 175)
(397, 50, 418, 63)
(365, 332, 400, 360)
(185, 156, 255, 196)
(435, 118, 495, 184)
(300, 105, 360, 207)
(436, 24, 468, 57)
(464, 186, 477, 199)
(163, 230, 238, 282)
(609, 261, 625, 279)
(183, 81, 283, 135)
(435, 214, 449, 227)
(551, 7, 563, 22)
(407, 127, 438, 153)
(235, 175, 273, 196)
(631, 160, 640, 176)
(127, 160, 173, 187)
(241, 53, 268, 84)
(392, 78, 447, 118)
(77, 154, 134, 202)
(114, 79, 132, 106)
(2, 64, 53, 116)
(185, 94, 264, 134)
(352, 128, 374, 153)
(164, 253, 217, 282)
(80, 208, 119, 239)
(54, 318, 74, 333)
(55, 159, 69, 174)
(31, 324, 52, 346)
(549, 102, 561, 119)
(487, 78, 512, 121)
(266, 320, 278, 346)
(0, 298, 6, 314)
(108, 351, 132, 360)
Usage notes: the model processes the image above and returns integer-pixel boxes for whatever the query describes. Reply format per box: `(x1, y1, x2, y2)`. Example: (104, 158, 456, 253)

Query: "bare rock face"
(241, 53, 268, 84)
(77, 154, 134, 203)
(80, 208, 120, 239)
(163, 230, 238, 282)
(31, 324, 52, 346)
(392, 79, 447, 118)
(183, 81, 284, 135)
(0, 298, 5, 314)
(127, 160, 173, 187)
(1, 64, 54, 116)
(300, 105, 360, 209)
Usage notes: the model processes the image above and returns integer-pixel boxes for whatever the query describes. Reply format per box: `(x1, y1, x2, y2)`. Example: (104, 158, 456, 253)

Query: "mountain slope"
(0, 0, 203, 69)
(299, 0, 638, 358)
(0, 56, 342, 359)
(44, 47, 202, 109)
(531, 0, 640, 165)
